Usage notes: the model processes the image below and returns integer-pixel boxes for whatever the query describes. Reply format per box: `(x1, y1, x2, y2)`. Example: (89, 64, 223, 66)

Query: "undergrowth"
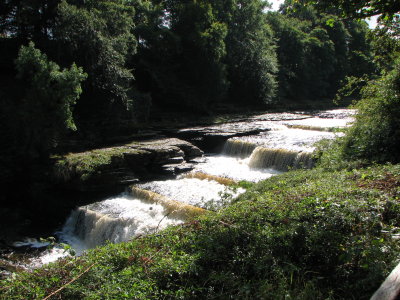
(2, 164, 400, 299)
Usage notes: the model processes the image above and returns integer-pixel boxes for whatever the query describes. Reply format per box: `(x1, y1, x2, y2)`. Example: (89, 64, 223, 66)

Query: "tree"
(267, 1, 375, 104)
(293, 0, 400, 22)
(163, 0, 229, 110)
(13, 42, 86, 159)
(308, 0, 400, 165)
(130, 0, 229, 112)
(53, 0, 137, 122)
(341, 57, 400, 163)
(0, 0, 61, 41)
(223, 0, 278, 106)
(131, 0, 277, 111)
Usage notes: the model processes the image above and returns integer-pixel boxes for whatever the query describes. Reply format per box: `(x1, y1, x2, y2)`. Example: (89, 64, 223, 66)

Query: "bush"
(2, 166, 400, 299)
(341, 57, 400, 163)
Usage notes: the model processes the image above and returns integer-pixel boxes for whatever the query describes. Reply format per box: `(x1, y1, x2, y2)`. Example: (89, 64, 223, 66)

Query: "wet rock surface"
(1, 109, 357, 278)
(53, 138, 204, 191)
(176, 122, 270, 152)
(174, 112, 314, 152)
(52, 110, 352, 190)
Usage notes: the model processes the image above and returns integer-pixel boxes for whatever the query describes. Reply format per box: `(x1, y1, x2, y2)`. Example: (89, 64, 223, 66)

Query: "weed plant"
(2, 165, 400, 299)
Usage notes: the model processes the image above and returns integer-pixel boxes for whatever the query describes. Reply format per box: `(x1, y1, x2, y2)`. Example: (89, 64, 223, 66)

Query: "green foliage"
(294, 0, 400, 24)
(334, 75, 370, 105)
(223, 0, 278, 106)
(317, 57, 400, 168)
(14, 42, 86, 158)
(267, 2, 375, 104)
(341, 57, 400, 163)
(368, 27, 400, 72)
(132, 0, 277, 111)
(3, 165, 400, 299)
(54, 0, 136, 113)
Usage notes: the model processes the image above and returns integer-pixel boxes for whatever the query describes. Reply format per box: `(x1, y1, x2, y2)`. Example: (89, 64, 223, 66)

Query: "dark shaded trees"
(131, 0, 277, 111)
(52, 0, 137, 125)
(0, 42, 86, 203)
(13, 42, 86, 159)
(222, 0, 277, 106)
(266, 1, 375, 104)
(293, 0, 400, 21)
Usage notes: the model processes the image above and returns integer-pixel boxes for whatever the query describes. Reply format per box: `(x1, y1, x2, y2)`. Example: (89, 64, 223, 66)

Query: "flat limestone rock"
(53, 138, 204, 191)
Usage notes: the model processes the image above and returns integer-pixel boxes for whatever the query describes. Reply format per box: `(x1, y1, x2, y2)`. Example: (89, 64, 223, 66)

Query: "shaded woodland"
(0, 0, 398, 204)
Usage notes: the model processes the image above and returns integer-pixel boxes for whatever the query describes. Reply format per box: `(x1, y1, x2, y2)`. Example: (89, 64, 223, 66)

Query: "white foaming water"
(13, 238, 50, 248)
(138, 178, 245, 207)
(58, 193, 183, 254)
(194, 155, 281, 182)
(283, 117, 353, 129)
(248, 147, 314, 171)
(223, 139, 257, 158)
(12, 238, 71, 269)
(282, 109, 356, 129)
(201, 127, 336, 179)
(236, 128, 340, 152)
(30, 246, 70, 267)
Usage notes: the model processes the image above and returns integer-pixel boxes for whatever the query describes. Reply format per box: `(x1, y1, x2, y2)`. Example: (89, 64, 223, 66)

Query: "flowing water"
(9, 109, 355, 269)
(59, 193, 184, 254)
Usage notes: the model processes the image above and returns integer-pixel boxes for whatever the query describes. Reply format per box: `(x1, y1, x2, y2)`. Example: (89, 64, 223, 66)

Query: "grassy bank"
(2, 164, 400, 299)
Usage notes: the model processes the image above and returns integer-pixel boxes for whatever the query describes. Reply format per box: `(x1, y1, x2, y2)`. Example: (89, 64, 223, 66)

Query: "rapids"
(8, 109, 355, 269)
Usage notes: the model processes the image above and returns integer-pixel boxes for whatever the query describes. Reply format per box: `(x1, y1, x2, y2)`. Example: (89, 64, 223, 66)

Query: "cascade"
(60, 194, 187, 250)
(183, 172, 237, 186)
(25, 109, 351, 265)
(286, 124, 333, 132)
(130, 186, 206, 219)
(136, 178, 244, 208)
(222, 139, 257, 158)
(248, 147, 314, 171)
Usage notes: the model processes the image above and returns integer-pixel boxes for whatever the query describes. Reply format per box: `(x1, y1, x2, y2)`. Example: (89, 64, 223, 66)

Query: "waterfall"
(130, 187, 207, 219)
(223, 139, 257, 158)
(286, 124, 333, 132)
(136, 178, 245, 208)
(248, 147, 314, 171)
(183, 172, 237, 186)
(63, 208, 139, 248)
(60, 194, 186, 250)
(12, 109, 352, 269)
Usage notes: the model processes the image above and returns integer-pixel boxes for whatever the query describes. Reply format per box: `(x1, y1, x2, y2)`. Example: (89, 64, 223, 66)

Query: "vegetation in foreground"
(2, 164, 400, 299)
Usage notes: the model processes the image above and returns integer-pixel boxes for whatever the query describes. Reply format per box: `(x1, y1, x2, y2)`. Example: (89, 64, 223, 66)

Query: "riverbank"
(2, 163, 399, 299)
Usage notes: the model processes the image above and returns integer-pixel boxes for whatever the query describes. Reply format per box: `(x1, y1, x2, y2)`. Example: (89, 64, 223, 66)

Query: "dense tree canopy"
(311, 0, 400, 165)
(0, 0, 381, 199)
(293, 0, 400, 21)
(53, 0, 137, 122)
(266, 1, 375, 103)
(13, 42, 86, 158)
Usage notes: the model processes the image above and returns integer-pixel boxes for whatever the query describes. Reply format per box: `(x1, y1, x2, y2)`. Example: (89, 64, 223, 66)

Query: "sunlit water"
(282, 109, 355, 129)
(233, 128, 341, 152)
(138, 178, 245, 207)
(58, 194, 183, 254)
(12, 109, 355, 268)
(10, 239, 70, 269)
(194, 155, 281, 182)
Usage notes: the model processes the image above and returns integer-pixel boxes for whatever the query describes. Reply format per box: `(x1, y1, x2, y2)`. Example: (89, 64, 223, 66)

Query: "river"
(0, 109, 355, 276)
